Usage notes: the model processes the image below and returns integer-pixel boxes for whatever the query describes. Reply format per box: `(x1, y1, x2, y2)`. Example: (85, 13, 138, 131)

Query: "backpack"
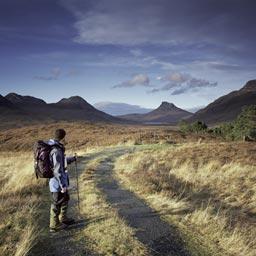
(34, 140, 54, 178)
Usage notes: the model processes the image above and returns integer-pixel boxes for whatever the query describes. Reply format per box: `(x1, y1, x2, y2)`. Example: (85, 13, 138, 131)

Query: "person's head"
(54, 129, 66, 142)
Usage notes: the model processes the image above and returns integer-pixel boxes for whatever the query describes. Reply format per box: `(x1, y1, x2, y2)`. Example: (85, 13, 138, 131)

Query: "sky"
(0, 0, 255, 109)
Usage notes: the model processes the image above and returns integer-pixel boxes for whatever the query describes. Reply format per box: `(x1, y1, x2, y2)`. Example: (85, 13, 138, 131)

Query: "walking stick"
(74, 153, 80, 213)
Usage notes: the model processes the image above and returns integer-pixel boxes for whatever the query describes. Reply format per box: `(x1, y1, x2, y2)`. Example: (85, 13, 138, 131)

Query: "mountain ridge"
(1, 79, 256, 126)
(188, 80, 256, 124)
(6, 93, 47, 105)
(1, 93, 123, 124)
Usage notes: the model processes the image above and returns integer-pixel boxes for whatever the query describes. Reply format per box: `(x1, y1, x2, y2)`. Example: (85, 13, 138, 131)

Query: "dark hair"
(54, 129, 66, 141)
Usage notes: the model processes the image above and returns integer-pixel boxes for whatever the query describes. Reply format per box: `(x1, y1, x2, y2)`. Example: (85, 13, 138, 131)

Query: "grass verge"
(114, 142, 256, 256)
(0, 152, 45, 256)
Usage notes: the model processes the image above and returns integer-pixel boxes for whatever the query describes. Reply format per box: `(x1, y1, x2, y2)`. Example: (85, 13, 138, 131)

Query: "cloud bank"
(149, 72, 217, 95)
(62, 0, 256, 56)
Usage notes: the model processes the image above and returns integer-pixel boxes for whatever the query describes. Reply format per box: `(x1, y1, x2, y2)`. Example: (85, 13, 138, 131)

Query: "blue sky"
(0, 0, 255, 109)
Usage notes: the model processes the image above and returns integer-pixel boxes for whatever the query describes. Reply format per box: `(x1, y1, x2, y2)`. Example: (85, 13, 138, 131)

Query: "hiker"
(48, 128, 77, 233)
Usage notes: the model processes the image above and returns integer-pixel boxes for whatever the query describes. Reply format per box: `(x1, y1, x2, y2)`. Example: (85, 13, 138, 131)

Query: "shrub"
(190, 121, 208, 133)
(178, 120, 191, 133)
(179, 120, 208, 133)
(232, 105, 256, 140)
(213, 105, 256, 140)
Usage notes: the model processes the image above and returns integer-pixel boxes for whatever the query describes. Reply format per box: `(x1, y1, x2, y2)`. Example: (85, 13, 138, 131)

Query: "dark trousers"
(49, 191, 70, 228)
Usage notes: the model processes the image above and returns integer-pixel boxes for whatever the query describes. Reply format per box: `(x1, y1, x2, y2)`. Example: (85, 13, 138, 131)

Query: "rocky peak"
(56, 96, 94, 110)
(157, 101, 176, 111)
(5, 93, 23, 103)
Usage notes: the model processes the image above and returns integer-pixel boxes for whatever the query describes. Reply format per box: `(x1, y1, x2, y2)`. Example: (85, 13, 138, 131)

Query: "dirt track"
(94, 147, 190, 256)
(29, 146, 191, 256)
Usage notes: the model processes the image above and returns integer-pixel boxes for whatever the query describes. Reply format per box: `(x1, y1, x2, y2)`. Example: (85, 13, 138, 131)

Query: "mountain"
(188, 80, 256, 124)
(0, 94, 32, 127)
(54, 96, 95, 110)
(6, 93, 46, 106)
(186, 105, 205, 113)
(0, 94, 14, 108)
(1, 93, 122, 124)
(119, 101, 192, 124)
(94, 101, 153, 116)
(49, 96, 121, 122)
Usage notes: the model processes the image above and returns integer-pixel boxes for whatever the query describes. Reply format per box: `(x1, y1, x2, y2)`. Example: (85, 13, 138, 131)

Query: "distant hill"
(0, 94, 15, 108)
(188, 80, 256, 124)
(0, 94, 32, 126)
(94, 101, 153, 116)
(1, 93, 123, 124)
(119, 101, 192, 124)
(6, 93, 47, 106)
(54, 96, 96, 110)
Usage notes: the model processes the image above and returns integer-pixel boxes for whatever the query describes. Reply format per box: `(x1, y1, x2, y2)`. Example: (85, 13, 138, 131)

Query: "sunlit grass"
(0, 152, 44, 256)
(114, 142, 256, 255)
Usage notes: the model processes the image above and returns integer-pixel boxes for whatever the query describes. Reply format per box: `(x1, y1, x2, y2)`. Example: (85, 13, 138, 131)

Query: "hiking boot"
(49, 223, 68, 233)
(61, 218, 75, 225)
(49, 227, 59, 233)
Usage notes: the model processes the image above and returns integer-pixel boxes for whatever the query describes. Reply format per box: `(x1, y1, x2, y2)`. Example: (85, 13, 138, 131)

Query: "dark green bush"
(232, 105, 256, 140)
(179, 120, 207, 133)
(191, 121, 208, 133)
(179, 105, 256, 141)
(214, 105, 256, 140)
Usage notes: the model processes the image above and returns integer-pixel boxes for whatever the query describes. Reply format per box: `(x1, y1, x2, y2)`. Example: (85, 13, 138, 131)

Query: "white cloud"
(61, 0, 256, 54)
(130, 49, 143, 57)
(159, 72, 191, 83)
(61, 0, 188, 45)
(149, 72, 217, 95)
(113, 74, 150, 88)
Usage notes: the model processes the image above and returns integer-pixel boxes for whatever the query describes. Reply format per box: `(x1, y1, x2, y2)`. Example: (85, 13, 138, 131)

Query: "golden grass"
(77, 157, 148, 256)
(0, 121, 219, 152)
(1, 122, 252, 255)
(0, 152, 45, 256)
(114, 142, 256, 256)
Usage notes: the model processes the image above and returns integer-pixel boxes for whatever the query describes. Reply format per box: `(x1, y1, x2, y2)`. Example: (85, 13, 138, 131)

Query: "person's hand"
(61, 187, 67, 193)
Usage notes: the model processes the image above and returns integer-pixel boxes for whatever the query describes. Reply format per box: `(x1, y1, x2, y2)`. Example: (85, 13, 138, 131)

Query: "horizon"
(2, 90, 202, 112)
(0, 0, 255, 109)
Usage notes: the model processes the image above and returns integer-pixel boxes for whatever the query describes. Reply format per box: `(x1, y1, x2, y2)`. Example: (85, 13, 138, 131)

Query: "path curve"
(29, 146, 191, 256)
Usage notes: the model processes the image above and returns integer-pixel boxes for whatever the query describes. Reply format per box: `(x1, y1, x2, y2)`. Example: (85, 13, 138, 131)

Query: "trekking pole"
(74, 153, 81, 213)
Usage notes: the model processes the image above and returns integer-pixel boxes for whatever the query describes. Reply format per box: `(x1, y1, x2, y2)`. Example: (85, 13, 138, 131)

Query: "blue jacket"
(48, 139, 76, 192)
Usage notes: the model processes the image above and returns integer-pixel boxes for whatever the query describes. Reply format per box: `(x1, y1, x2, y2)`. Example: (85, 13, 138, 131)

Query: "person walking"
(48, 128, 76, 233)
